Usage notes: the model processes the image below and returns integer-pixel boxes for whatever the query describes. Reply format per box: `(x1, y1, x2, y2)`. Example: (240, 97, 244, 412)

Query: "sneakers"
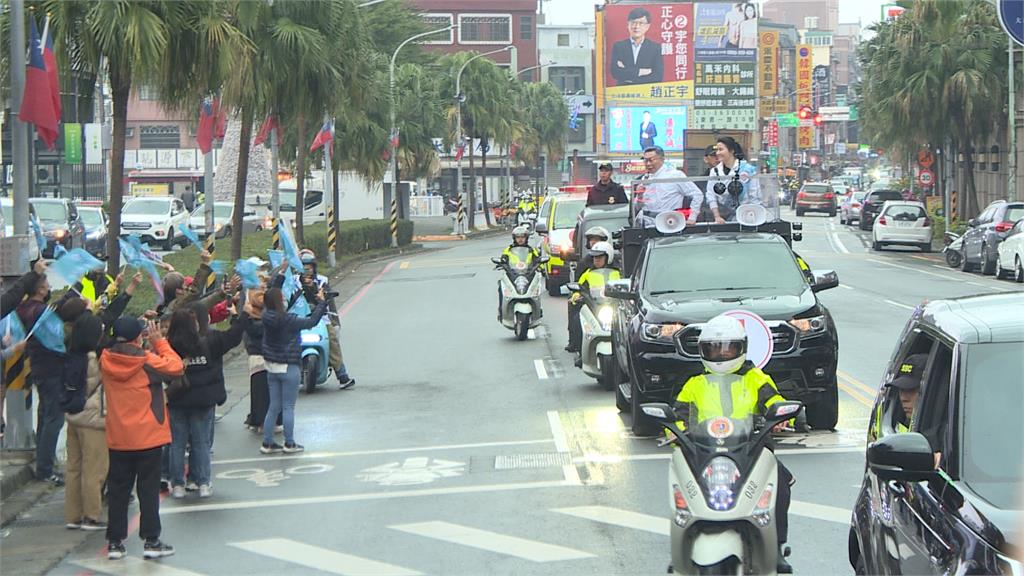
(80, 517, 107, 531)
(198, 484, 213, 498)
(143, 539, 175, 559)
(107, 541, 126, 560)
(159, 479, 170, 493)
(260, 442, 284, 454)
(185, 481, 199, 492)
(66, 520, 81, 529)
(337, 376, 356, 390)
(283, 442, 305, 454)
(38, 472, 64, 487)
(171, 485, 186, 499)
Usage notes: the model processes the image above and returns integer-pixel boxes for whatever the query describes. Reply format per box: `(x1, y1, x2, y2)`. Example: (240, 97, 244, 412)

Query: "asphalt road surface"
(17, 207, 1019, 575)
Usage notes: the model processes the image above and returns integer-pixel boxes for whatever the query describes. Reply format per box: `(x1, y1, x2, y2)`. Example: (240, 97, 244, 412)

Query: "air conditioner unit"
(36, 165, 56, 184)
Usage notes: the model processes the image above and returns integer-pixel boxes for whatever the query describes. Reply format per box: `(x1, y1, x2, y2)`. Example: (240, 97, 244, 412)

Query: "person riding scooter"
(565, 226, 612, 356)
(501, 226, 540, 263)
(671, 314, 795, 574)
(569, 241, 620, 368)
(297, 249, 355, 390)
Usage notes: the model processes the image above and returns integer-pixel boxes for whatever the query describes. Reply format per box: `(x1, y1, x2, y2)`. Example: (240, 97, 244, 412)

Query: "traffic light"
(798, 105, 813, 120)
(812, 113, 823, 127)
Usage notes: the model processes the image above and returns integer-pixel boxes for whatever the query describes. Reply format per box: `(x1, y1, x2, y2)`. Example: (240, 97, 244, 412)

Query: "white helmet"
(512, 225, 530, 240)
(698, 314, 748, 374)
(589, 241, 615, 264)
(584, 226, 610, 242)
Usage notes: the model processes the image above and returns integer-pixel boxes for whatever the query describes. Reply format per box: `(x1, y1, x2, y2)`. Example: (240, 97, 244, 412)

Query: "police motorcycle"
(641, 400, 802, 575)
(942, 230, 964, 268)
(492, 238, 548, 341)
(565, 243, 620, 390)
(517, 194, 538, 230)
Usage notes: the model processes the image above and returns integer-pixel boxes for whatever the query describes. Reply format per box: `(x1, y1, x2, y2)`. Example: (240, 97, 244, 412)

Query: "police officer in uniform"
(587, 164, 627, 206)
(568, 242, 620, 367)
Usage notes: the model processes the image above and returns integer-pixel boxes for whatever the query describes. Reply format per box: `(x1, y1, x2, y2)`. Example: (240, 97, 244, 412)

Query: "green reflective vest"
(673, 366, 784, 432)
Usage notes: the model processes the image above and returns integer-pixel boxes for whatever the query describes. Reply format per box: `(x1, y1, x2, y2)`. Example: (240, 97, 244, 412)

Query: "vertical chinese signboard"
(796, 44, 814, 149)
(758, 31, 778, 96)
(64, 123, 82, 165)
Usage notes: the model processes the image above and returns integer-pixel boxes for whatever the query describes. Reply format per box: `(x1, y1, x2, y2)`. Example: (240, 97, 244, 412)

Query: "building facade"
(539, 23, 596, 186)
(761, 0, 839, 34)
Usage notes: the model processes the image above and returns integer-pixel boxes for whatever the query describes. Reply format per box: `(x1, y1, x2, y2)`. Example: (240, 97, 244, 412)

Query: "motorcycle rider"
(565, 226, 611, 355)
(498, 226, 541, 321)
(671, 314, 794, 574)
(568, 241, 620, 368)
(297, 249, 355, 390)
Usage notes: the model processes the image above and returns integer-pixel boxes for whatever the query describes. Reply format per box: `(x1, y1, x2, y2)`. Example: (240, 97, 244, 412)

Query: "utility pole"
(10, 0, 30, 237)
(1009, 37, 1018, 202)
(323, 115, 336, 267)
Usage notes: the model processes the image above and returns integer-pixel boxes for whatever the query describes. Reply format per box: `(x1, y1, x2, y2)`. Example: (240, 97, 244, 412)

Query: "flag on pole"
(196, 97, 225, 154)
(30, 218, 46, 254)
(177, 224, 204, 252)
(138, 259, 165, 305)
(41, 16, 61, 122)
(234, 259, 262, 289)
(19, 17, 59, 149)
(509, 142, 520, 161)
(454, 141, 466, 161)
(1, 312, 26, 345)
(253, 115, 279, 147)
(49, 248, 103, 286)
(276, 220, 303, 271)
(29, 305, 65, 353)
(309, 120, 334, 152)
(289, 294, 311, 316)
(267, 249, 284, 270)
(389, 128, 400, 149)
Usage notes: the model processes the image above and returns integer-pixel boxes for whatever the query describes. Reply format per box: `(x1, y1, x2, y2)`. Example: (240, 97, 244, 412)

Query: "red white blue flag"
(19, 17, 58, 149)
(309, 119, 334, 152)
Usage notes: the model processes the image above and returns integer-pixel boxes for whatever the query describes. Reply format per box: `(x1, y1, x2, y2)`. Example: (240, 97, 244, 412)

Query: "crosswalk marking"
(229, 538, 422, 576)
(390, 521, 595, 562)
(553, 505, 670, 535)
(72, 557, 207, 576)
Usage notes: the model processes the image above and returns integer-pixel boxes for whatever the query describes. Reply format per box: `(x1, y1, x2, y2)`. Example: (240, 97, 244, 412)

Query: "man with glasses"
(610, 7, 663, 86)
(635, 146, 722, 227)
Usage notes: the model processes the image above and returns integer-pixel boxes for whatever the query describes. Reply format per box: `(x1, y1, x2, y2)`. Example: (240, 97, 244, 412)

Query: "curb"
(0, 453, 39, 527)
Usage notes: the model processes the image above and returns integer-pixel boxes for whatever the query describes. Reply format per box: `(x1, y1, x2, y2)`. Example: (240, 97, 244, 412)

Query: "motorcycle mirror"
(765, 401, 803, 423)
(534, 222, 548, 234)
(490, 257, 502, 265)
(539, 255, 550, 264)
(565, 282, 581, 292)
(639, 402, 678, 422)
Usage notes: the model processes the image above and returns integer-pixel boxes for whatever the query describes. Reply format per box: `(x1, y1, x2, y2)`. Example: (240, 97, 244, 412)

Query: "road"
(12, 207, 1019, 575)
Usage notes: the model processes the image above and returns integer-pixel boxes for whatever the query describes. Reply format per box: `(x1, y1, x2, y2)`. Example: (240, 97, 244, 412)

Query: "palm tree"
(514, 81, 569, 193)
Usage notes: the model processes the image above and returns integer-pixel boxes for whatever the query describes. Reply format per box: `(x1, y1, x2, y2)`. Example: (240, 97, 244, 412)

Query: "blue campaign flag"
(30, 218, 46, 254)
(0, 312, 26, 344)
(234, 259, 262, 289)
(49, 248, 104, 286)
(29, 306, 65, 353)
(276, 220, 303, 271)
(267, 249, 284, 269)
(281, 267, 297, 302)
(127, 235, 164, 265)
(208, 260, 227, 277)
(178, 224, 204, 252)
(54, 243, 69, 259)
(289, 294, 311, 316)
(118, 237, 145, 268)
(138, 259, 165, 305)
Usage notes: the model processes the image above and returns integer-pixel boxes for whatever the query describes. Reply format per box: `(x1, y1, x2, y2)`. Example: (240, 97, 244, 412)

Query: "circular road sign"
(722, 310, 774, 369)
(917, 149, 935, 169)
(917, 169, 935, 188)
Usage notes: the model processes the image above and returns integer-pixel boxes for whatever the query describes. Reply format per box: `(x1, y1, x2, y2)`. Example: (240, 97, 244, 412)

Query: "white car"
(0, 198, 42, 262)
(995, 218, 1024, 282)
(120, 196, 191, 250)
(872, 201, 932, 252)
(190, 202, 269, 239)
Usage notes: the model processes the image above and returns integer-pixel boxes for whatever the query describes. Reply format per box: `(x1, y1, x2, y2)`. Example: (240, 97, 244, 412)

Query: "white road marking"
(837, 284, 855, 290)
(791, 500, 851, 524)
(553, 505, 669, 535)
(390, 521, 595, 562)
(211, 439, 553, 466)
(869, 257, 1007, 289)
(547, 411, 582, 486)
(230, 538, 421, 576)
(825, 221, 851, 254)
(534, 359, 549, 379)
(160, 479, 577, 515)
(527, 328, 536, 340)
(884, 299, 915, 311)
(72, 557, 207, 576)
(572, 446, 865, 465)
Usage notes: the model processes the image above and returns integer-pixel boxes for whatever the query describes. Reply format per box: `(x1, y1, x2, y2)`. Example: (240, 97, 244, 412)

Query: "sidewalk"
(413, 213, 507, 242)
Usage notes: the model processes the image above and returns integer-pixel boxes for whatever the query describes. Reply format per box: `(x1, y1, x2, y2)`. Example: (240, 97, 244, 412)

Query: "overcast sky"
(542, 0, 889, 33)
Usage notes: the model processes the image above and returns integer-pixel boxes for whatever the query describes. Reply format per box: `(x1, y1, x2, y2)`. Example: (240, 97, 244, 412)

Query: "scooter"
(518, 209, 537, 230)
(943, 231, 964, 268)
(566, 279, 620, 390)
(641, 400, 803, 575)
(492, 248, 547, 340)
(297, 290, 338, 393)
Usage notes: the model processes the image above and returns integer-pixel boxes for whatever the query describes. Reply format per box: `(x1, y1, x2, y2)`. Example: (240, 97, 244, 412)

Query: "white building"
(538, 23, 597, 186)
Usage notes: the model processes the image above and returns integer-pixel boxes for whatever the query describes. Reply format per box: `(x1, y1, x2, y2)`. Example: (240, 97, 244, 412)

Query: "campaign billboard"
(693, 2, 757, 62)
(607, 106, 687, 153)
(603, 3, 694, 102)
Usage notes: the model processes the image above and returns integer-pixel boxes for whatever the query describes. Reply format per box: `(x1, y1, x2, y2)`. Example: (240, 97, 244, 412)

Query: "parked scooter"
(566, 276, 620, 390)
(943, 231, 964, 268)
(641, 400, 803, 575)
(297, 290, 338, 393)
(492, 248, 547, 340)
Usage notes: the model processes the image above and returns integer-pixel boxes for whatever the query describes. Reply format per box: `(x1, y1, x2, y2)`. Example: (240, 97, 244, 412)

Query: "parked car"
(961, 200, 1024, 275)
(120, 196, 190, 250)
(849, 292, 1024, 576)
(76, 203, 108, 258)
(535, 194, 586, 296)
(0, 198, 41, 262)
(871, 201, 932, 252)
(794, 182, 836, 217)
(839, 191, 867, 225)
(29, 197, 86, 258)
(190, 202, 268, 239)
(994, 218, 1024, 282)
(858, 189, 904, 230)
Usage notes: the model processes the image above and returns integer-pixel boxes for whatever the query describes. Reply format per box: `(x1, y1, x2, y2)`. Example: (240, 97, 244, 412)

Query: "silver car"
(190, 202, 269, 239)
(839, 191, 867, 225)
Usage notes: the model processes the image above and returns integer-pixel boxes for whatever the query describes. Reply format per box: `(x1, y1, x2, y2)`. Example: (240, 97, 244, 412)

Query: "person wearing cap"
(587, 164, 628, 207)
(100, 317, 183, 560)
(877, 352, 944, 469)
(637, 146, 722, 226)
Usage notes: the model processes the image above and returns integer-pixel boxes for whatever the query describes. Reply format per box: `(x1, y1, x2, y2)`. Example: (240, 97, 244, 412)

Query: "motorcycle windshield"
(689, 415, 755, 454)
(506, 247, 534, 272)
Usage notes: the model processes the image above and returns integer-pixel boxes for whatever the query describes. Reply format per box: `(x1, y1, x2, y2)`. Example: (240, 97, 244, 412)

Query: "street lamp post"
(455, 46, 514, 231)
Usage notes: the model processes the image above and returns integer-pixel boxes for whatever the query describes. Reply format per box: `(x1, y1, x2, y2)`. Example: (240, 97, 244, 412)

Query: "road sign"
(723, 310, 774, 369)
(819, 106, 851, 121)
(776, 113, 799, 128)
(916, 169, 935, 188)
(769, 147, 779, 170)
(918, 149, 935, 169)
(998, 0, 1024, 46)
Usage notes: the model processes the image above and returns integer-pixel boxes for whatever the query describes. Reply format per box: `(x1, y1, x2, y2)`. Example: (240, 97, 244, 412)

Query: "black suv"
(607, 224, 840, 435)
(849, 292, 1023, 576)
(858, 189, 904, 230)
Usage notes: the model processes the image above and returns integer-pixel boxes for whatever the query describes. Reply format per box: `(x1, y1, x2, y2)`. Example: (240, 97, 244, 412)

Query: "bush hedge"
(303, 218, 413, 257)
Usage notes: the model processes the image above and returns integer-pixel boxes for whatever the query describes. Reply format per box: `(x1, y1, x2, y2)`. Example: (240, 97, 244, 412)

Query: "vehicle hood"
(39, 220, 68, 231)
(189, 214, 230, 228)
(643, 287, 818, 323)
(121, 213, 170, 224)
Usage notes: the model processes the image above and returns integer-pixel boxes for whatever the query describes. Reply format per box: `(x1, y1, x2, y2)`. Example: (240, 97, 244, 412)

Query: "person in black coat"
(609, 7, 663, 86)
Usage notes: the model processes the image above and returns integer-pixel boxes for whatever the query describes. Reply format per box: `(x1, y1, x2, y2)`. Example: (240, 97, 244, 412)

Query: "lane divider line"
(838, 382, 874, 407)
(399, 261, 410, 269)
(211, 439, 555, 466)
(390, 521, 595, 562)
(230, 538, 423, 576)
(837, 369, 878, 396)
(534, 359, 549, 380)
(884, 299, 915, 311)
(547, 411, 583, 486)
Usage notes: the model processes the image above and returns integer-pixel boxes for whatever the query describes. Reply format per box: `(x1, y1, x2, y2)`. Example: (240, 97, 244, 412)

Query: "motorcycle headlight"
(301, 333, 322, 344)
(701, 456, 741, 511)
(597, 306, 614, 330)
(641, 322, 685, 343)
(514, 276, 530, 294)
(789, 315, 826, 334)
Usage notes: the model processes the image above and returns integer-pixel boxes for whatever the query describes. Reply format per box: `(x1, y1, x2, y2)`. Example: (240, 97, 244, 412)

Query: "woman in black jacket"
(259, 286, 326, 454)
(165, 303, 247, 498)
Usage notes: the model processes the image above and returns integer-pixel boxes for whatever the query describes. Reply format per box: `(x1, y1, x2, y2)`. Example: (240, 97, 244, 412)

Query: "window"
(423, 14, 454, 44)
(458, 14, 511, 44)
(548, 66, 586, 94)
(140, 125, 180, 149)
(520, 15, 533, 40)
(643, 241, 808, 298)
(557, 33, 570, 47)
(138, 84, 159, 101)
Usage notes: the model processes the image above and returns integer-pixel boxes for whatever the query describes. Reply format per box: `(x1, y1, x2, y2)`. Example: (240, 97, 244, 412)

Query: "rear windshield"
(869, 191, 903, 203)
(884, 205, 925, 220)
(32, 201, 67, 223)
(1005, 206, 1024, 223)
(802, 184, 829, 193)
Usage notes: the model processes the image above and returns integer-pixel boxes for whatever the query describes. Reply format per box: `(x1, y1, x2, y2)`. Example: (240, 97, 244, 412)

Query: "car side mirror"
(605, 279, 637, 301)
(639, 402, 678, 422)
(535, 222, 548, 234)
(967, 218, 977, 227)
(867, 433, 936, 482)
(811, 269, 839, 292)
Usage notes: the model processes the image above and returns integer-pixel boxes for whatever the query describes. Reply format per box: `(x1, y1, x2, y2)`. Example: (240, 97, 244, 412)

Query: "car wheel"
(871, 240, 882, 251)
(1015, 256, 1023, 283)
(980, 244, 996, 275)
(806, 385, 839, 431)
(629, 368, 658, 436)
(839, 213, 846, 225)
(829, 209, 837, 217)
(859, 218, 869, 231)
(162, 228, 174, 251)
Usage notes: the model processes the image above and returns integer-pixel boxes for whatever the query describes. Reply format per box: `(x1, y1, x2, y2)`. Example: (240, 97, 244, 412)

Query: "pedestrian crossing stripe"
(390, 521, 596, 562)
(230, 538, 422, 576)
(553, 505, 670, 535)
(73, 556, 206, 576)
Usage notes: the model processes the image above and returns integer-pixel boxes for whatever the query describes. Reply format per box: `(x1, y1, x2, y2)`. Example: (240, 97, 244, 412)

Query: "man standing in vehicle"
(587, 164, 628, 206)
(636, 146, 721, 226)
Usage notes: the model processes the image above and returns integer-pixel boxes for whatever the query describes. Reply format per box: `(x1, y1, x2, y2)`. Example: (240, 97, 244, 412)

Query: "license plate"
(896, 221, 912, 227)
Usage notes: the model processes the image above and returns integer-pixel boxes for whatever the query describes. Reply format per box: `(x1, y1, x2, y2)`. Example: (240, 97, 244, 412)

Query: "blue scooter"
(295, 291, 337, 394)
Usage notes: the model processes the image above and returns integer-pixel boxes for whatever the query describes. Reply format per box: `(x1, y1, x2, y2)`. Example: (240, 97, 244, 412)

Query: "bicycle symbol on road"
(216, 463, 335, 487)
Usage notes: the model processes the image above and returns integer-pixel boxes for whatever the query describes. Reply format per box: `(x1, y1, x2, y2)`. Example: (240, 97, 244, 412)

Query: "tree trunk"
(963, 144, 980, 220)
(481, 138, 492, 226)
(231, 102, 255, 261)
(105, 69, 131, 276)
(295, 114, 307, 246)
(468, 138, 476, 229)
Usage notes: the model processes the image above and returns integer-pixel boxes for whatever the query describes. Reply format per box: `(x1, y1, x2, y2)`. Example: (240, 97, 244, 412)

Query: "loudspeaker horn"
(736, 203, 768, 227)
(655, 211, 687, 234)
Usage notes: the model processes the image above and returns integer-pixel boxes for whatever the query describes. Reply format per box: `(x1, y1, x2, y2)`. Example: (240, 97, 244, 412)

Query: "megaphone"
(655, 211, 687, 234)
(735, 204, 768, 227)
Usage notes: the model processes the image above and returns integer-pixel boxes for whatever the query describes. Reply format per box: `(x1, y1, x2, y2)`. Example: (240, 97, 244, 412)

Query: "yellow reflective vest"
(673, 365, 785, 432)
(577, 267, 621, 294)
(80, 274, 115, 303)
(502, 245, 539, 267)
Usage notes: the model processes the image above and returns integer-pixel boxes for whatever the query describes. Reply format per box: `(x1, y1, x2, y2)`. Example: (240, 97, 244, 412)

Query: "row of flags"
(20, 16, 61, 149)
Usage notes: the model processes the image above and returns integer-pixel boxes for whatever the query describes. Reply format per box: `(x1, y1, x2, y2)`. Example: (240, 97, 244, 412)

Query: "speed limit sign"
(916, 169, 934, 187)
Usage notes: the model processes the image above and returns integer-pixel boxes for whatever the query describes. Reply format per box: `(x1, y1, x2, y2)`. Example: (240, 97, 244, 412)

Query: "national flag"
(309, 120, 334, 152)
(276, 220, 303, 271)
(253, 115, 279, 147)
(19, 17, 59, 149)
(234, 259, 262, 289)
(177, 224, 204, 252)
(454, 141, 466, 161)
(41, 16, 61, 122)
(509, 142, 520, 161)
(49, 248, 103, 286)
(27, 305, 65, 353)
(196, 97, 225, 155)
(213, 100, 227, 140)
(389, 128, 400, 149)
